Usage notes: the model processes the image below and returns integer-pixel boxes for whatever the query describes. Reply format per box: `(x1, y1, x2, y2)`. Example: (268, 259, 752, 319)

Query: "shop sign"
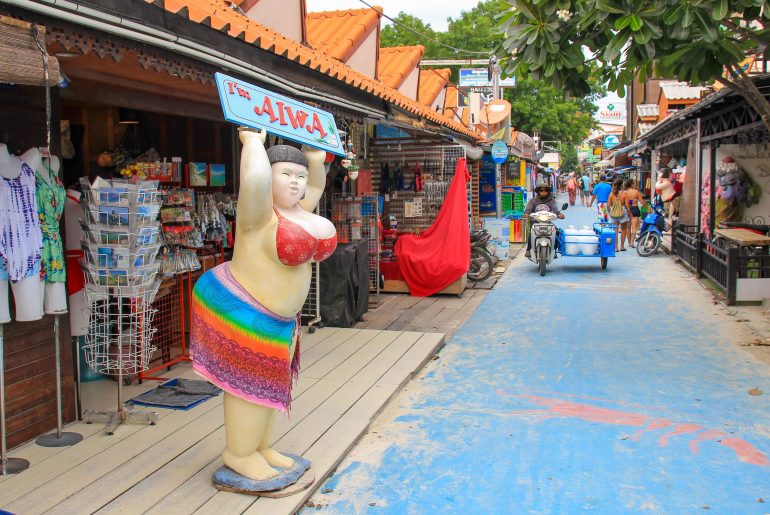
(479, 154, 498, 213)
(459, 68, 517, 88)
(214, 72, 345, 156)
(603, 135, 620, 149)
(491, 140, 509, 164)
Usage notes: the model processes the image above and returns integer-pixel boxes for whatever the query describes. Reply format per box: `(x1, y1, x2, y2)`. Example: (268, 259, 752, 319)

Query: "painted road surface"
(304, 195, 770, 514)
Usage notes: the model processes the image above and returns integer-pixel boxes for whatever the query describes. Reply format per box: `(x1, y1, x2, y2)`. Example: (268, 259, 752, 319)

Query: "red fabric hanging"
(395, 158, 470, 297)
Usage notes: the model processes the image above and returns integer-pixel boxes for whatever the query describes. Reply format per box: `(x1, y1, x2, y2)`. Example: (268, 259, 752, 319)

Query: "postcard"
(99, 206, 129, 226)
(189, 162, 207, 186)
(209, 163, 226, 187)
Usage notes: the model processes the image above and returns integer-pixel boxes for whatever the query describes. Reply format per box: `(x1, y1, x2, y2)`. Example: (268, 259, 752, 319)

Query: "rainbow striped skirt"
(190, 262, 299, 412)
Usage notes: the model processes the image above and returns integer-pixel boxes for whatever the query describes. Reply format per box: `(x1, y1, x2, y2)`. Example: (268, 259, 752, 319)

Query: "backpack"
(609, 198, 624, 218)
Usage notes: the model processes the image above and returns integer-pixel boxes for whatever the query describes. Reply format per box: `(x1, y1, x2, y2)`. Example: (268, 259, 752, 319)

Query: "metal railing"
(673, 224, 770, 305)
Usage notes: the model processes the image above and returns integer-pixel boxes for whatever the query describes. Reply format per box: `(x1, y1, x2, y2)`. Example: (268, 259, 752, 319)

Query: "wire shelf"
(332, 193, 380, 299)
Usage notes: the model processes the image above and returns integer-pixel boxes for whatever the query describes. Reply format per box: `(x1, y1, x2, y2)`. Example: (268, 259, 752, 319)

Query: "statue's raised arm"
(298, 148, 327, 212)
(235, 128, 272, 231)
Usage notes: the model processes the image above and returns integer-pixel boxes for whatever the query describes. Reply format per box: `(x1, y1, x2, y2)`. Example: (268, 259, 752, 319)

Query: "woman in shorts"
(624, 179, 645, 247)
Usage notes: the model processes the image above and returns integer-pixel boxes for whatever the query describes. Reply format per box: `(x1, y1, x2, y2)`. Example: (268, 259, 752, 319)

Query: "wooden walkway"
(0, 327, 444, 514)
(360, 289, 489, 340)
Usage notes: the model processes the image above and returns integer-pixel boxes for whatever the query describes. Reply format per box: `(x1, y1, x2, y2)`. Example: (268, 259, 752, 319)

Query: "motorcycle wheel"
(637, 232, 661, 257)
(468, 248, 493, 282)
(538, 246, 547, 276)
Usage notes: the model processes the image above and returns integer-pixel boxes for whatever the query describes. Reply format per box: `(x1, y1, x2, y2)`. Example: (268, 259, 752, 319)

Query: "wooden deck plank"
(141, 377, 344, 515)
(50, 403, 226, 514)
(193, 378, 378, 514)
(6, 397, 224, 514)
(300, 329, 381, 380)
(377, 332, 445, 386)
(345, 332, 423, 385)
(323, 330, 402, 383)
(299, 328, 364, 371)
(247, 383, 403, 514)
(299, 326, 343, 352)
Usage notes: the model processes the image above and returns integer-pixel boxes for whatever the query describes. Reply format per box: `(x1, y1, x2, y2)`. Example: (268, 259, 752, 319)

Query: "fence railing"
(673, 225, 770, 305)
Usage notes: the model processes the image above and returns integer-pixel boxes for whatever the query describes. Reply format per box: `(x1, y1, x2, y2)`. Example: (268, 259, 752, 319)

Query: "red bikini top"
(274, 209, 337, 266)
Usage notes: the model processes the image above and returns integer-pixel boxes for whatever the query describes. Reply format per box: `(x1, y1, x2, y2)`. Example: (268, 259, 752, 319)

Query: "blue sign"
(459, 68, 516, 88)
(603, 134, 620, 149)
(479, 154, 498, 213)
(491, 140, 509, 164)
(214, 72, 345, 156)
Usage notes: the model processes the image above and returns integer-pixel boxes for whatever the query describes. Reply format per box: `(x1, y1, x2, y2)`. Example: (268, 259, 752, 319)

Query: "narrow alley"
(307, 197, 770, 514)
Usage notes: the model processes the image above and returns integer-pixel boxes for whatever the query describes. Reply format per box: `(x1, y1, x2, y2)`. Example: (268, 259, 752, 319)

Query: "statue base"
(213, 453, 314, 497)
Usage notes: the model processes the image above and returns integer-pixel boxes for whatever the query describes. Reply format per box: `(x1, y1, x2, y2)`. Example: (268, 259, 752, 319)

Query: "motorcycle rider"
(524, 184, 565, 258)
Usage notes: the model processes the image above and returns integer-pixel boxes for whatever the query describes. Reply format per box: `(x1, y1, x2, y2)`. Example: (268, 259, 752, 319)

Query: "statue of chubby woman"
(190, 128, 337, 492)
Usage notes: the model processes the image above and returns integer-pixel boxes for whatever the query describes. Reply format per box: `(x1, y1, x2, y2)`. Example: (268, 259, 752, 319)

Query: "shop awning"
(607, 140, 647, 160)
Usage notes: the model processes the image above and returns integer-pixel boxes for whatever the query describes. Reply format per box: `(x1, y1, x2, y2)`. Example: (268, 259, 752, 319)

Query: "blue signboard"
(491, 141, 509, 164)
(603, 134, 620, 149)
(459, 68, 516, 88)
(479, 154, 498, 213)
(214, 72, 345, 156)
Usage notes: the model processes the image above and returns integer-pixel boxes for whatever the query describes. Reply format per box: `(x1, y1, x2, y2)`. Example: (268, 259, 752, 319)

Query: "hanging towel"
(395, 159, 470, 297)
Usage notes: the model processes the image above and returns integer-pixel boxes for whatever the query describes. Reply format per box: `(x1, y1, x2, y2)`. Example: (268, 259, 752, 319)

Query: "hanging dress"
(0, 160, 43, 282)
(35, 165, 66, 283)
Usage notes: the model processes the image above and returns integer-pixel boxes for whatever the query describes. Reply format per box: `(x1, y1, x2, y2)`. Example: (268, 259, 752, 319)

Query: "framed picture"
(189, 162, 207, 186)
(209, 163, 226, 187)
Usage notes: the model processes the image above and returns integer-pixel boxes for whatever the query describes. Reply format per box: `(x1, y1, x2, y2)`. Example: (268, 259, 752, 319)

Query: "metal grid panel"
(332, 193, 380, 301)
(301, 202, 322, 328)
(371, 145, 466, 233)
(144, 276, 184, 373)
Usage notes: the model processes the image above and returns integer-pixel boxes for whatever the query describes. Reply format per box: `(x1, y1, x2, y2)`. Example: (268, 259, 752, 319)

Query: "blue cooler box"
(598, 227, 616, 257)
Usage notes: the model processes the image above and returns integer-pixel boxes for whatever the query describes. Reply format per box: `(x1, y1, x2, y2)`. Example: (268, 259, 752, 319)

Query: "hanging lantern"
(97, 151, 114, 168)
(348, 170, 359, 181)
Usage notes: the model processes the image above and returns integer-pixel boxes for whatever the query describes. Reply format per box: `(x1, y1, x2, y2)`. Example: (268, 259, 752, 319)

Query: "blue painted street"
(306, 194, 770, 514)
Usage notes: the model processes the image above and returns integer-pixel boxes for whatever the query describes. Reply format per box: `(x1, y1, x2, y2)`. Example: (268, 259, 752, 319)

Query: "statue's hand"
(239, 127, 267, 145)
(302, 146, 327, 167)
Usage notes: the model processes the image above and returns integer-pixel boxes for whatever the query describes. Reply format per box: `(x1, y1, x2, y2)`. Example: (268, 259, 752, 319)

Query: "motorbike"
(468, 229, 494, 282)
(636, 202, 668, 257)
(528, 203, 568, 276)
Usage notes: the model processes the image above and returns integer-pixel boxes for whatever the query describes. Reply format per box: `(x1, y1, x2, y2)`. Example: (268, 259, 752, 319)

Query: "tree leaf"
(629, 15, 643, 31)
(603, 33, 627, 61)
(615, 15, 632, 30)
(712, 0, 729, 20)
(664, 4, 683, 26)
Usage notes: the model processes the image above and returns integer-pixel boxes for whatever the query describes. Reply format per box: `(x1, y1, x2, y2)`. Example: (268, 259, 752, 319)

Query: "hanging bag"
(609, 197, 624, 218)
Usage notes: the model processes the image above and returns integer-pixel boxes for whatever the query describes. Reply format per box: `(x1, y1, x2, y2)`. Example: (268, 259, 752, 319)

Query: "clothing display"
(64, 188, 88, 336)
(0, 160, 43, 281)
(190, 262, 300, 412)
(36, 164, 66, 283)
(274, 209, 337, 266)
(395, 158, 470, 297)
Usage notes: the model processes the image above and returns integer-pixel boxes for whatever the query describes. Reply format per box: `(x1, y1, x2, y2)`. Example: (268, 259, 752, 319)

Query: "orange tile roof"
(306, 7, 381, 62)
(143, 0, 481, 140)
(378, 46, 424, 90)
(443, 83, 459, 118)
(418, 68, 451, 107)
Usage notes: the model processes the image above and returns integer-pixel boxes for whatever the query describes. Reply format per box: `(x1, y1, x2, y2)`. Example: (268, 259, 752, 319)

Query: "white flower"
(557, 9, 572, 21)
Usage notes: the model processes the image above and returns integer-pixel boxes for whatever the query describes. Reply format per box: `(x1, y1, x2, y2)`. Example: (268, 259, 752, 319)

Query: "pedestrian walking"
(589, 174, 612, 222)
(580, 171, 591, 206)
(566, 173, 578, 206)
(655, 167, 680, 233)
(608, 178, 629, 251)
(624, 178, 644, 248)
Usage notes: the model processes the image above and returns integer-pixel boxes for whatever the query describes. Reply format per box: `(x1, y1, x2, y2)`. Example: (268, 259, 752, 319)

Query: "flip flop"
(620, 248, 627, 251)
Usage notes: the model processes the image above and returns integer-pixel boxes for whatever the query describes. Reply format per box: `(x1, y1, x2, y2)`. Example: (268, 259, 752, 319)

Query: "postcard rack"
(78, 178, 163, 434)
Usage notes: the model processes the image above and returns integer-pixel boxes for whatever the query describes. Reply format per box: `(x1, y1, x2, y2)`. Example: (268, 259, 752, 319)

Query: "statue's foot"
(222, 449, 280, 480)
(259, 447, 294, 469)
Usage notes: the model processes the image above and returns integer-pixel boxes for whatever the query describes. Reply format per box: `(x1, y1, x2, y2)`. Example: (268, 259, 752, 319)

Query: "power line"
(356, 0, 491, 56)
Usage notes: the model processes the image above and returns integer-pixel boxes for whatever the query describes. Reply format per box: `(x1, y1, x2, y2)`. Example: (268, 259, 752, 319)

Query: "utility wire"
(356, 0, 491, 56)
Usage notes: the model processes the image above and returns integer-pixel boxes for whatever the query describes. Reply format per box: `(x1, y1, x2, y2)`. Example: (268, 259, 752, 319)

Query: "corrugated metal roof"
(660, 81, 708, 101)
(636, 104, 659, 119)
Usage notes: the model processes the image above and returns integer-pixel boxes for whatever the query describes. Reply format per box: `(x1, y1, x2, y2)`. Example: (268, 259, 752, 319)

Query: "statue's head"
(267, 145, 308, 209)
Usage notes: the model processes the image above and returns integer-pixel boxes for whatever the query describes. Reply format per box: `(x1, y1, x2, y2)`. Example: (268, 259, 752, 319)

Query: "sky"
(305, 0, 474, 31)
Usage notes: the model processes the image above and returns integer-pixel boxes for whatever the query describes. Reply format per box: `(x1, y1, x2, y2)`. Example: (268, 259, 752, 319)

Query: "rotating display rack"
(78, 177, 162, 434)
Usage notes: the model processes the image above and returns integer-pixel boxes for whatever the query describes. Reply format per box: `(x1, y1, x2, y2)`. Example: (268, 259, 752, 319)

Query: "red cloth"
(395, 159, 470, 297)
